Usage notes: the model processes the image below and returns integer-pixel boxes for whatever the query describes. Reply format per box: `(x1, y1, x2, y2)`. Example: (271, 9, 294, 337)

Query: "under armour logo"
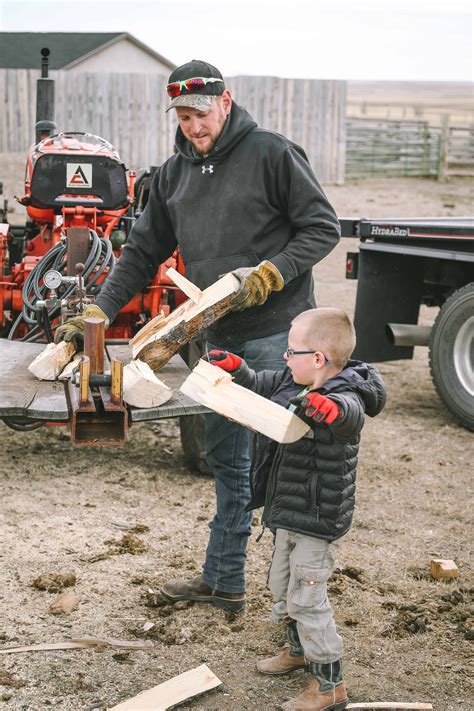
(202, 165, 214, 174)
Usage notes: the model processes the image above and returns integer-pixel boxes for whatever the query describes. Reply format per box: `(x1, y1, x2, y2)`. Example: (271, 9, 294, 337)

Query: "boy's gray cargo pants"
(269, 528, 343, 663)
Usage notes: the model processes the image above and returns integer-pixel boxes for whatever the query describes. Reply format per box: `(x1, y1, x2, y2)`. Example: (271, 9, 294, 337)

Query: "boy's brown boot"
(256, 643, 306, 675)
(280, 660, 348, 710)
(256, 619, 305, 675)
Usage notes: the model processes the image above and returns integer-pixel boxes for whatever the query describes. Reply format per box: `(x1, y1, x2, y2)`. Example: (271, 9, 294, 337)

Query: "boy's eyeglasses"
(284, 348, 332, 365)
(167, 76, 224, 98)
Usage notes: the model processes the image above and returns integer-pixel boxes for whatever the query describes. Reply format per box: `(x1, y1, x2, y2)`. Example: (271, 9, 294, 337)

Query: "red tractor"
(0, 48, 211, 466)
(0, 48, 186, 346)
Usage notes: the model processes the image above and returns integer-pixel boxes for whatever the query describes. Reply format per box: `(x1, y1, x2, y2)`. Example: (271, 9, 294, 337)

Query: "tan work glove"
(231, 260, 284, 312)
(54, 304, 109, 347)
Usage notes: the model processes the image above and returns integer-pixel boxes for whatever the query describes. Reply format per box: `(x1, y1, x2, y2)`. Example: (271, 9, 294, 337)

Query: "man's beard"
(191, 136, 215, 157)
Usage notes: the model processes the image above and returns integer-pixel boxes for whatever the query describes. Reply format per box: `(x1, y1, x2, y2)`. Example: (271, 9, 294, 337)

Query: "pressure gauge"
(43, 269, 63, 290)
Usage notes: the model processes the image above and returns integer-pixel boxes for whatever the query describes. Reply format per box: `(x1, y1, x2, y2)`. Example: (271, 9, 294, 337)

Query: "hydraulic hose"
(2, 417, 45, 432)
(8, 230, 115, 342)
(5, 231, 115, 431)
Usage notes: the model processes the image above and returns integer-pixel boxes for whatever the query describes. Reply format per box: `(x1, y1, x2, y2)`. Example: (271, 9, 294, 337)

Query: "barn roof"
(0, 32, 175, 70)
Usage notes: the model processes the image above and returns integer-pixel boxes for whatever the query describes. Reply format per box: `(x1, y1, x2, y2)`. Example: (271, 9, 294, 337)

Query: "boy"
(207, 307, 386, 711)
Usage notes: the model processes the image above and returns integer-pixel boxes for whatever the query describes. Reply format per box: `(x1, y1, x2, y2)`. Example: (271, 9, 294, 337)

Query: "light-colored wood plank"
(430, 558, 459, 580)
(166, 267, 202, 303)
(180, 359, 310, 443)
(108, 664, 221, 711)
(0, 637, 153, 655)
(347, 704, 433, 710)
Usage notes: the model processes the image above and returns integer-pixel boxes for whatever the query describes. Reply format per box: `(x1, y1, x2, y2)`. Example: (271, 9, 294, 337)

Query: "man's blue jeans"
(202, 330, 288, 593)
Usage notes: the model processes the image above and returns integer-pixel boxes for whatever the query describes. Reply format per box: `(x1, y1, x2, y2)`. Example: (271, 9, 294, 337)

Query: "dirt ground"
(0, 163, 473, 710)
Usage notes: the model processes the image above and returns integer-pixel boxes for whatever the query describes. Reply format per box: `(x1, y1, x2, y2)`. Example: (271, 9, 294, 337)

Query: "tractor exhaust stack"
(35, 47, 57, 142)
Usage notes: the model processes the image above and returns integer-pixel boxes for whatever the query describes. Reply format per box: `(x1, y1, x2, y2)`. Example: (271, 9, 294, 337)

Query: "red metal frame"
(0, 133, 187, 340)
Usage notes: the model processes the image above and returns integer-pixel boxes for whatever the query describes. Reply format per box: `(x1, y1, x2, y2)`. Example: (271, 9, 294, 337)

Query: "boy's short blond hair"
(291, 308, 356, 369)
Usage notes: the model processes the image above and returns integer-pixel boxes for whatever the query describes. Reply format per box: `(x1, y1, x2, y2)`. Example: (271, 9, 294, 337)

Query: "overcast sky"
(1, 0, 472, 82)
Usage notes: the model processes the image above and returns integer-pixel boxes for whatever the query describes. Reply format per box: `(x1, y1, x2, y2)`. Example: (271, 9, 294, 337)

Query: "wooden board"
(0, 340, 208, 422)
(430, 558, 459, 580)
(180, 360, 310, 443)
(108, 663, 221, 710)
(166, 267, 202, 303)
(0, 339, 69, 420)
(347, 704, 433, 710)
(0, 637, 154, 655)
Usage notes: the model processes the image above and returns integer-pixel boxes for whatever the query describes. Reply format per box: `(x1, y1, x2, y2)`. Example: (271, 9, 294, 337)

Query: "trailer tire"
(429, 283, 474, 431)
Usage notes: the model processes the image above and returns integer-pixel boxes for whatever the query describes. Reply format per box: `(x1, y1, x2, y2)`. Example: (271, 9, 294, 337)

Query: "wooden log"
(127, 313, 166, 352)
(180, 360, 310, 444)
(131, 272, 243, 371)
(430, 559, 459, 580)
(57, 353, 82, 380)
(123, 359, 173, 408)
(83, 317, 105, 374)
(347, 704, 433, 710)
(28, 341, 76, 381)
(108, 663, 222, 710)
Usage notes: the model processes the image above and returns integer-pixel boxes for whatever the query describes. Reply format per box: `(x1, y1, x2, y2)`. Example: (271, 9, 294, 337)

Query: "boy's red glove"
(205, 349, 243, 372)
(296, 391, 340, 424)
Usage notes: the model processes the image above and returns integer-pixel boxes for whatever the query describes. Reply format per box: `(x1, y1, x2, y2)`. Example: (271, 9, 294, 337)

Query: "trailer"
(343, 217, 474, 430)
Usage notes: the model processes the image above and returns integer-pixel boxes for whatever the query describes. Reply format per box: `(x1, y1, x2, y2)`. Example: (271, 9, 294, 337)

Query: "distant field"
(347, 80, 474, 126)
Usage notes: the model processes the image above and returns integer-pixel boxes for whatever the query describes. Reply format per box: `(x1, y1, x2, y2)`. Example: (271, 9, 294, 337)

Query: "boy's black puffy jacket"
(95, 102, 340, 346)
(235, 360, 386, 541)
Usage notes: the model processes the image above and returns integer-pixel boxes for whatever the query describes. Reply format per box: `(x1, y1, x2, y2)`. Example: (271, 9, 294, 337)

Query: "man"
(56, 59, 341, 613)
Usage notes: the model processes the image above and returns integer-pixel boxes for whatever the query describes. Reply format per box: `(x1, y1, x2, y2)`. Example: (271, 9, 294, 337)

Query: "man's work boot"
(256, 619, 305, 675)
(160, 575, 245, 613)
(280, 660, 348, 711)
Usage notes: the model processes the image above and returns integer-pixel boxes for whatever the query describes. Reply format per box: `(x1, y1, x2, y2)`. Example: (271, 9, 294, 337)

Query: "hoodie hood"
(174, 102, 257, 163)
(320, 359, 387, 418)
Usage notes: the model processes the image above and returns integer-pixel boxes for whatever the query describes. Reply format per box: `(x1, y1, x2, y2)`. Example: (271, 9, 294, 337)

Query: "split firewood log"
(28, 341, 76, 381)
(122, 359, 172, 408)
(180, 360, 310, 444)
(130, 271, 244, 371)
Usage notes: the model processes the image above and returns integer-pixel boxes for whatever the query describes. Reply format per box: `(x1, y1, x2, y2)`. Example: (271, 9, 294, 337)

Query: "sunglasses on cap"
(167, 76, 224, 98)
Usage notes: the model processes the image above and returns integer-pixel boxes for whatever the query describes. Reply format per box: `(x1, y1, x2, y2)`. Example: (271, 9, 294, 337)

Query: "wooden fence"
(345, 118, 441, 179)
(227, 76, 347, 186)
(345, 117, 474, 180)
(438, 116, 474, 179)
(0, 69, 347, 184)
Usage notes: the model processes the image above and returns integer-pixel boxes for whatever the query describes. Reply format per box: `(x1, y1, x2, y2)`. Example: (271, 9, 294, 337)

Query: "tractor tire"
(179, 414, 212, 476)
(429, 283, 474, 431)
(179, 338, 212, 476)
